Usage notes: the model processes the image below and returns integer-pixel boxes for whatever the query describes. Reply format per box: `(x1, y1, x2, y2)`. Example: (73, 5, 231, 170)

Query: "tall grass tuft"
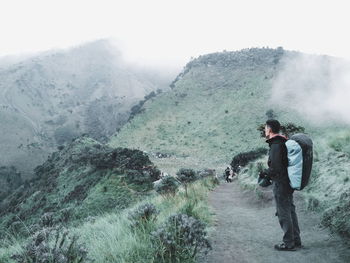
(73, 177, 215, 263)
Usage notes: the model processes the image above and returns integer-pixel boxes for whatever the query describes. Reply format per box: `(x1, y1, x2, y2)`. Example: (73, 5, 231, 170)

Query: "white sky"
(0, 0, 349, 67)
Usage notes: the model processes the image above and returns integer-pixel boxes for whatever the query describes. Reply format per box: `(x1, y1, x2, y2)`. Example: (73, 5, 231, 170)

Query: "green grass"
(235, 136, 350, 237)
(2, 48, 350, 260)
(109, 64, 311, 175)
(108, 50, 350, 239)
(76, 178, 215, 263)
(328, 131, 350, 154)
(0, 178, 217, 263)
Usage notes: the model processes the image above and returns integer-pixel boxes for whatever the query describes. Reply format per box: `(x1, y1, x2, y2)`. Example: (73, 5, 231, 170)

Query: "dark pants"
(273, 181, 301, 247)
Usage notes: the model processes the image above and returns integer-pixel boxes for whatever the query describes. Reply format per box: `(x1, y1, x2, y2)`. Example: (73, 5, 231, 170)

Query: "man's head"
(265, 119, 281, 139)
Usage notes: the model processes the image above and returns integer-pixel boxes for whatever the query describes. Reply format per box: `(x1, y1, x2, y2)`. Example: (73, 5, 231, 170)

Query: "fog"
(0, 38, 178, 177)
(0, 39, 179, 89)
(271, 53, 350, 125)
(1, 0, 350, 70)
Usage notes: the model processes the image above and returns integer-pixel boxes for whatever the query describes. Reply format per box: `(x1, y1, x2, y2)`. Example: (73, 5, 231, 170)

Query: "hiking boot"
(274, 243, 296, 251)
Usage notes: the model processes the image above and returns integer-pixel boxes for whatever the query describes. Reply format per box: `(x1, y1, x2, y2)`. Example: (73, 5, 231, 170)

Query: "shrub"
(151, 214, 211, 262)
(128, 203, 159, 227)
(321, 193, 350, 238)
(11, 227, 89, 263)
(176, 169, 197, 183)
(126, 170, 154, 190)
(281, 123, 305, 137)
(230, 148, 267, 172)
(257, 122, 305, 138)
(176, 169, 197, 197)
(154, 176, 180, 196)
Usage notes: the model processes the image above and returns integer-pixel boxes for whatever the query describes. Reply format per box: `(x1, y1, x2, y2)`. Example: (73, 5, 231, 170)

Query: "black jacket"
(265, 135, 289, 183)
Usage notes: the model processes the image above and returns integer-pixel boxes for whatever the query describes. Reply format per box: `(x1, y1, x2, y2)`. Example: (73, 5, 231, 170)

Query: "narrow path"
(199, 181, 350, 263)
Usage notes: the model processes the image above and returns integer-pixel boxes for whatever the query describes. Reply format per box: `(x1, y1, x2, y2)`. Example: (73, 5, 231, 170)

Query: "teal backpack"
(285, 134, 313, 190)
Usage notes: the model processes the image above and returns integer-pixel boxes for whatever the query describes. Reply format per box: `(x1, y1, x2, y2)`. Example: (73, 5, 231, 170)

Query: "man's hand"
(258, 170, 272, 187)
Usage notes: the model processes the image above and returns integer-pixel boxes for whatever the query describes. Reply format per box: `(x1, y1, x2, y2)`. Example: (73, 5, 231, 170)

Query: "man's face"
(264, 125, 271, 138)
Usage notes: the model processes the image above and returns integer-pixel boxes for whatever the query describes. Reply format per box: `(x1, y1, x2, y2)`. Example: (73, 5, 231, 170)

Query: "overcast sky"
(0, 0, 349, 68)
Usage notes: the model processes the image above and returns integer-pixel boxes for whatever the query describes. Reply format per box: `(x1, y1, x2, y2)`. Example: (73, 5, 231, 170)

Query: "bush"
(126, 170, 154, 190)
(321, 193, 350, 238)
(128, 203, 159, 227)
(154, 176, 180, 196)
(176, 169, 197, 197)
(230, 148, 267, 172)
(176, 169, 197, 183)
(281, 123, 305, 137)
(257, 122, 305, 138)
(11, 227, 89, 263)
(151, 214, 211, 262)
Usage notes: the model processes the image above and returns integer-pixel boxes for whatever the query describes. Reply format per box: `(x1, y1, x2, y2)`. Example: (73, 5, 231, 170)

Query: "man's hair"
(266, 119, 281, 133)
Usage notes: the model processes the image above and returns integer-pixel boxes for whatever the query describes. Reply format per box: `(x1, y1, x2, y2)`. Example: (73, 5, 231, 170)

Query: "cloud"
(271, 52, 350, 125)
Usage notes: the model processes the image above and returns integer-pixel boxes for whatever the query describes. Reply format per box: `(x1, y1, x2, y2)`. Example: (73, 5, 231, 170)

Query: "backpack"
(285, 133, 313, 190)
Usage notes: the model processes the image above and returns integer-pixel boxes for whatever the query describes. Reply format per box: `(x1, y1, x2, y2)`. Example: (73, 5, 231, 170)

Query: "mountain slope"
(0, 40, 172, 177)
(0, 136, 160, 237)
(109, 48, 305, 171)
(109, 47, 350, 237)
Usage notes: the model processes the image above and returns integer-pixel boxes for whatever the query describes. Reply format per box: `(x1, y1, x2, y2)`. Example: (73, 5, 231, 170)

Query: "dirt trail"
(199, 181, 350, 263)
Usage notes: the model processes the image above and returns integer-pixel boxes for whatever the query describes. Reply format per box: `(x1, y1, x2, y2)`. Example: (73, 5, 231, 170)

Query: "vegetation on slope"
(1, 47, 349, 262)
(108, 48, 307, 173)
(235, 129, 350, 238)
(0, 136, 160, 239)
(0, 174, 218, 263)
(0, 166, 22, 203)
(109, 47, 350, 238)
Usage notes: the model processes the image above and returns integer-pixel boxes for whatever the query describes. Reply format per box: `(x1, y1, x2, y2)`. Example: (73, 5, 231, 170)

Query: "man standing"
(260, 119, 301, 251)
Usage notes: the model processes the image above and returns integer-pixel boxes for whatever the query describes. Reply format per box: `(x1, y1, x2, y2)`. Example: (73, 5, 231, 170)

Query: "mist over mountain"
(0, 39, 174, 178)
(271, 53, 350, 125)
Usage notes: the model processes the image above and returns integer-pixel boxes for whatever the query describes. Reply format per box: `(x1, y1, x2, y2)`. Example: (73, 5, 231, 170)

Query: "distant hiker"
(225, 166, 230, 182)
(260, 119, 301, 251)
(225, 166, 235, 182)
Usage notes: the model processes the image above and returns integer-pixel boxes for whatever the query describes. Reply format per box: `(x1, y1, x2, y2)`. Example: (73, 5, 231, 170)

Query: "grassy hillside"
(109, 48, 350, 238)
(1, 47, 349, 262)
(0, 134, 217, 262)
(109, 48, 307, 172)
(0, 136, 161, 240)
(0, 164, 217, 263)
